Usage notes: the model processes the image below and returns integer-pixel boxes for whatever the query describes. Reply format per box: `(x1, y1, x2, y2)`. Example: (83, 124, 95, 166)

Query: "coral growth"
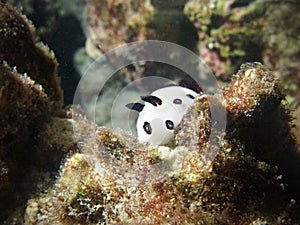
(184, 0, 300, 89)
(84, 0, 154, 57)
(184, 0, 300, 145)
(5, 0, 86, 105)
(0, 1, 299, 224)
(0, 3, 71, 222)
(0, 3, 63, 111)
(24, 63, 300, 224)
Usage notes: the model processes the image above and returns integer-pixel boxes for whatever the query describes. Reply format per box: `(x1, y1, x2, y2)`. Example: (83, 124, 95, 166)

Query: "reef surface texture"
(84, 0, 154, 58)
(0, 1, 299, 225)
(0, 3, 72, 223)
(24, 63, 300, 224)
(183, 0, 300, 158)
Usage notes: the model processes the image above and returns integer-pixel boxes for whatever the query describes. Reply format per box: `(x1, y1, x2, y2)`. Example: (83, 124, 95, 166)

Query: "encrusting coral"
(184, 0, 300, 164)
(223, 63, 300, 201)
(84, 0, 154, 58)
(184, 0, 300, 94)
(0, 3, 72, 222)
(0, 3, 63, 111)
(24, 63, 300, 224)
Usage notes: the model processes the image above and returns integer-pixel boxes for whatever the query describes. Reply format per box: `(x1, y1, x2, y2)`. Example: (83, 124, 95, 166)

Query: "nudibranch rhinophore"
(126, 85, 199, 145)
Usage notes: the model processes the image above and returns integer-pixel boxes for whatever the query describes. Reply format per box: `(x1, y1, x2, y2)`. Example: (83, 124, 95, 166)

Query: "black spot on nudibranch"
(126, 103, 145, 112)
(141, 95, 162, 106)
(179, 79, 203, 93)
(173, 98, 182, 104)
(165, 120, 174, 130)
(186, 94, 195, 99)
(143, 121, 152, 135)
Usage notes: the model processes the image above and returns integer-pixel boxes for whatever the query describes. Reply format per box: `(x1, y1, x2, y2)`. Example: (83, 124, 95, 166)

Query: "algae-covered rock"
(184, 0, 300, 92)
(24, 63, 300, 224)
(0, 3, 63, 111)
(84, 0, 154, 57)
(0, 2, 299, 224)
(223, 63, 300, 201)
(0, 59, 52, 221)
(24, 151, 294, 224)
(0, 3, 70, 222)
(178, 62, 300, 202)
(184, 0, 300, 159)
(5, 0, 86, 105)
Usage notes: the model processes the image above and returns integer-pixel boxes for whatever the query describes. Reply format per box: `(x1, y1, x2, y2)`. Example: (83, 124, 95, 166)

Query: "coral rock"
(84, 0, 154, 56)
(0, 3, 66, 222)
(25, 63, 300, 224)
(0, 3, 63, 112)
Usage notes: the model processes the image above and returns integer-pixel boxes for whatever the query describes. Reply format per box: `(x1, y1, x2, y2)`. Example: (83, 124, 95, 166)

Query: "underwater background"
(0, 0, 300, 224)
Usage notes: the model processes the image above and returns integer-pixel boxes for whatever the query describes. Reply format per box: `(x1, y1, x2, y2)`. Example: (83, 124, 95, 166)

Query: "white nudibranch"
(126, 85, 199, 145)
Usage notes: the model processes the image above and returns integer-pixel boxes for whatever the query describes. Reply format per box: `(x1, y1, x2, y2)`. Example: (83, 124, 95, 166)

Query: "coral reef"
(184, 0, 300, 144)
(0, 1, 299, 224)
(24, 63, 300, 224)
(0, 3, 63, 110)
(223, 63, 300, 200)
(5, 0, 85, 105)
(184, 0, 300, 89)
(0, 3, 71, 223)
(84, 0, 154, 57)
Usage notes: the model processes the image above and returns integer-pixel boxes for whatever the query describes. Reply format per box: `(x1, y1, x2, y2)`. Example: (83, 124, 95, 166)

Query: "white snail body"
(126, 86, 198, 145)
